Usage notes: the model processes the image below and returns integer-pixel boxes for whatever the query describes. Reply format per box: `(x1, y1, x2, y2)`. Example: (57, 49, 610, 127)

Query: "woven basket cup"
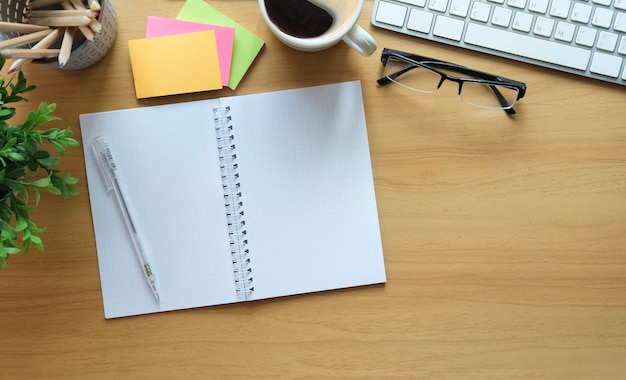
(0, 0, 117, 70)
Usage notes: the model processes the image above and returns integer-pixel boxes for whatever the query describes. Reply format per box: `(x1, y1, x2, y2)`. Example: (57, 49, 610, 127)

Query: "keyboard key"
(512, 11, 534, 31)
(407, 9, 434, 33)
(533, 16, 555, 37)
(464, 23, 591, 70)
(571, 3, 593, 23)
(492, 7, 513, 26)
(597, 31, 618, 51)
(592, 8, 614, 28)
(550, 0, 572, 18)
(529, 0, 550, 14)
(576, 26, 598, 47)
(433, 15, 465, 40)
(590, 52, 623, 77)
(375, 1, 408, 27)
(614, 12, 626, 32)
(555, 21, 576, 42)
(449, 0, 471, 17)
(470, 2, 492, 21)
(428, 0, 449, 12)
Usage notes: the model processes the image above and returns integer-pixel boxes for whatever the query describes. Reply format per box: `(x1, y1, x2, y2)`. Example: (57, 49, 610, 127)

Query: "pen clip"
(91, 136, 116, 192)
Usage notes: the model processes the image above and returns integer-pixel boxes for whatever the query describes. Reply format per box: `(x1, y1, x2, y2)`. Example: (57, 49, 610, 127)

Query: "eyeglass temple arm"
(378, 57, 518, 115)
(383, 48, 519, 83)
(382, 48, 526, 90)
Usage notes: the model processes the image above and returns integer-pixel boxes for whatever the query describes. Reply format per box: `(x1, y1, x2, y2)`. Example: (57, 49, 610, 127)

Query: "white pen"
(91, 136, 160, 302)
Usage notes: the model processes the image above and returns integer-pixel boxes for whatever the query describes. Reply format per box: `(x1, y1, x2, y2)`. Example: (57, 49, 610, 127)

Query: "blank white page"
(224, 81, 386, 300)
(81, 99, 239, 318)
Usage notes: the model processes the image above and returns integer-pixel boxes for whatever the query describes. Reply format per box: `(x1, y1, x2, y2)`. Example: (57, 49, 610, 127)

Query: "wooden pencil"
(25, 9, 97, 18)
(26, 0, 68, 10)
(25, 15, 92, 27)
(0, 28, 53, 50)
(7, 27, 63, 73)
(0, 21, 50, 33)
(58, 26, 75, 68)
(0, 48, 61, 59)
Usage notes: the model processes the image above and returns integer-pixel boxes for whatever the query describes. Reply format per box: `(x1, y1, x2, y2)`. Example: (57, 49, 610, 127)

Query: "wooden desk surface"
(2, 1, 625, 378)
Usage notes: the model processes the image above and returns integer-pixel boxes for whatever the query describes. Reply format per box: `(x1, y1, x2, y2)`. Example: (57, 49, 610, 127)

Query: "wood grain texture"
(1, 1, 625, 378)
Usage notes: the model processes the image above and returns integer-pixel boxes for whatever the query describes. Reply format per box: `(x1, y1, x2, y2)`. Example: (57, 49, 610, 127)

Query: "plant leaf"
(37, 157, 59, 168)
(6, 152, 26, 161)
(15, 217, 27, 232)
(30, 176, 51, 187)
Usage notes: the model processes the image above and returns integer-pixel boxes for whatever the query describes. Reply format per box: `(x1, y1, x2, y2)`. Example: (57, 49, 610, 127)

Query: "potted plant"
(0, 57, 80, 268)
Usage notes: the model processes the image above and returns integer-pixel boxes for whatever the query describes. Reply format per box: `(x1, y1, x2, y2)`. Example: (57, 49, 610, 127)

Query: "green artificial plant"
(0, 57, 80, 268)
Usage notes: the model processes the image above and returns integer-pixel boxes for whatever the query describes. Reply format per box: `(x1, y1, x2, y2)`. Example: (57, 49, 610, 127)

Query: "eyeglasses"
(378, 48, 527, 115)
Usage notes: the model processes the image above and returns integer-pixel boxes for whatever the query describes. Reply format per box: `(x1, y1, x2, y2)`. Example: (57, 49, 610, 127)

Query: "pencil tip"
(7, 69, 14, 74)
(59, 63, 64, 69)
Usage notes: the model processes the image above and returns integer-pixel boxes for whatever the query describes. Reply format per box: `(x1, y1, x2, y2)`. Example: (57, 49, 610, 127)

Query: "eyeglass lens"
(384, 56, 520, 110)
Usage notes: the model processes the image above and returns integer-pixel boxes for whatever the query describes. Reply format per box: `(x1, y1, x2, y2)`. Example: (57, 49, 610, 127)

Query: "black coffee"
(265, 0, 334, 38)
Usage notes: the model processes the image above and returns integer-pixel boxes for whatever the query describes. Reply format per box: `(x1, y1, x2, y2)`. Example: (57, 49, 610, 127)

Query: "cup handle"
(342, 24, 377, 56)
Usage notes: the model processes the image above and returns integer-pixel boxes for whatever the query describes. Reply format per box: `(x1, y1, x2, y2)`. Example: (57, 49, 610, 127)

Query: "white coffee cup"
(258, 0, 377, 56)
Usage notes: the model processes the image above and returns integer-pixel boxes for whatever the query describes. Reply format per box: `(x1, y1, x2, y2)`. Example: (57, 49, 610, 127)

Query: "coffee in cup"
(259, 0, 377, 56)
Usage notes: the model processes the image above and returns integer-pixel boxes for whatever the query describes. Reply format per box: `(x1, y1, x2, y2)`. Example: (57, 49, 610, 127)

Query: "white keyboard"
(371, 0, 626, 86)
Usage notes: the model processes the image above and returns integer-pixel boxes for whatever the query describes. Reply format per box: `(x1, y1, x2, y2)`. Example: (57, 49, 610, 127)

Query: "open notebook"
(80, 81, 386, 318)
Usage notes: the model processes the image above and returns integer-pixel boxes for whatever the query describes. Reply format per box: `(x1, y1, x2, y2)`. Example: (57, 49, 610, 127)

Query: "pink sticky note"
(146, 16, 234, 87)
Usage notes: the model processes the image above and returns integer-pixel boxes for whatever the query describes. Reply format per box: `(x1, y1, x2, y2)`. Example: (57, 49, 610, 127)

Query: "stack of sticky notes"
(128, 0, 265, 99)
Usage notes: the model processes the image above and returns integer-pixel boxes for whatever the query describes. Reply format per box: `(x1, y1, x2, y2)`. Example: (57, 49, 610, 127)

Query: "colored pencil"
(25, 15, 92, 27)
(0, 28, 53, 50)
(0, 48, 61, 59)
(0, 21, 50, 33)
(26, 9, 97, 18)
(27, 0, 68, 10)
(58, 26, 75, 68)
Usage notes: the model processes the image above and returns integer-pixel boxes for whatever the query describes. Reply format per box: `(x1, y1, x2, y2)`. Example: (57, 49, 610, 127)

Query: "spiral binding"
(213, 106, 254, 299)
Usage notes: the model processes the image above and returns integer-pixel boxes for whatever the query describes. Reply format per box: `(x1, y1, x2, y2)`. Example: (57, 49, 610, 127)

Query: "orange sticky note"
(128, 30, 222, 98)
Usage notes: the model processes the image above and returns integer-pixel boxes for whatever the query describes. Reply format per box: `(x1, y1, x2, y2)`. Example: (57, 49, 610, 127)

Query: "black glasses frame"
(378, 48, 527, 115)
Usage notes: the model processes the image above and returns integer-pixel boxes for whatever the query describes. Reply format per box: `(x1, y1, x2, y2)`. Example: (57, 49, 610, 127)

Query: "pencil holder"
(0, 0, 117, 70)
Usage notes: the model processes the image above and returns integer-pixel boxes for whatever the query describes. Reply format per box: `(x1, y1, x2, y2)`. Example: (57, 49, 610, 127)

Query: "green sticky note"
(177, 0, 264, 89)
